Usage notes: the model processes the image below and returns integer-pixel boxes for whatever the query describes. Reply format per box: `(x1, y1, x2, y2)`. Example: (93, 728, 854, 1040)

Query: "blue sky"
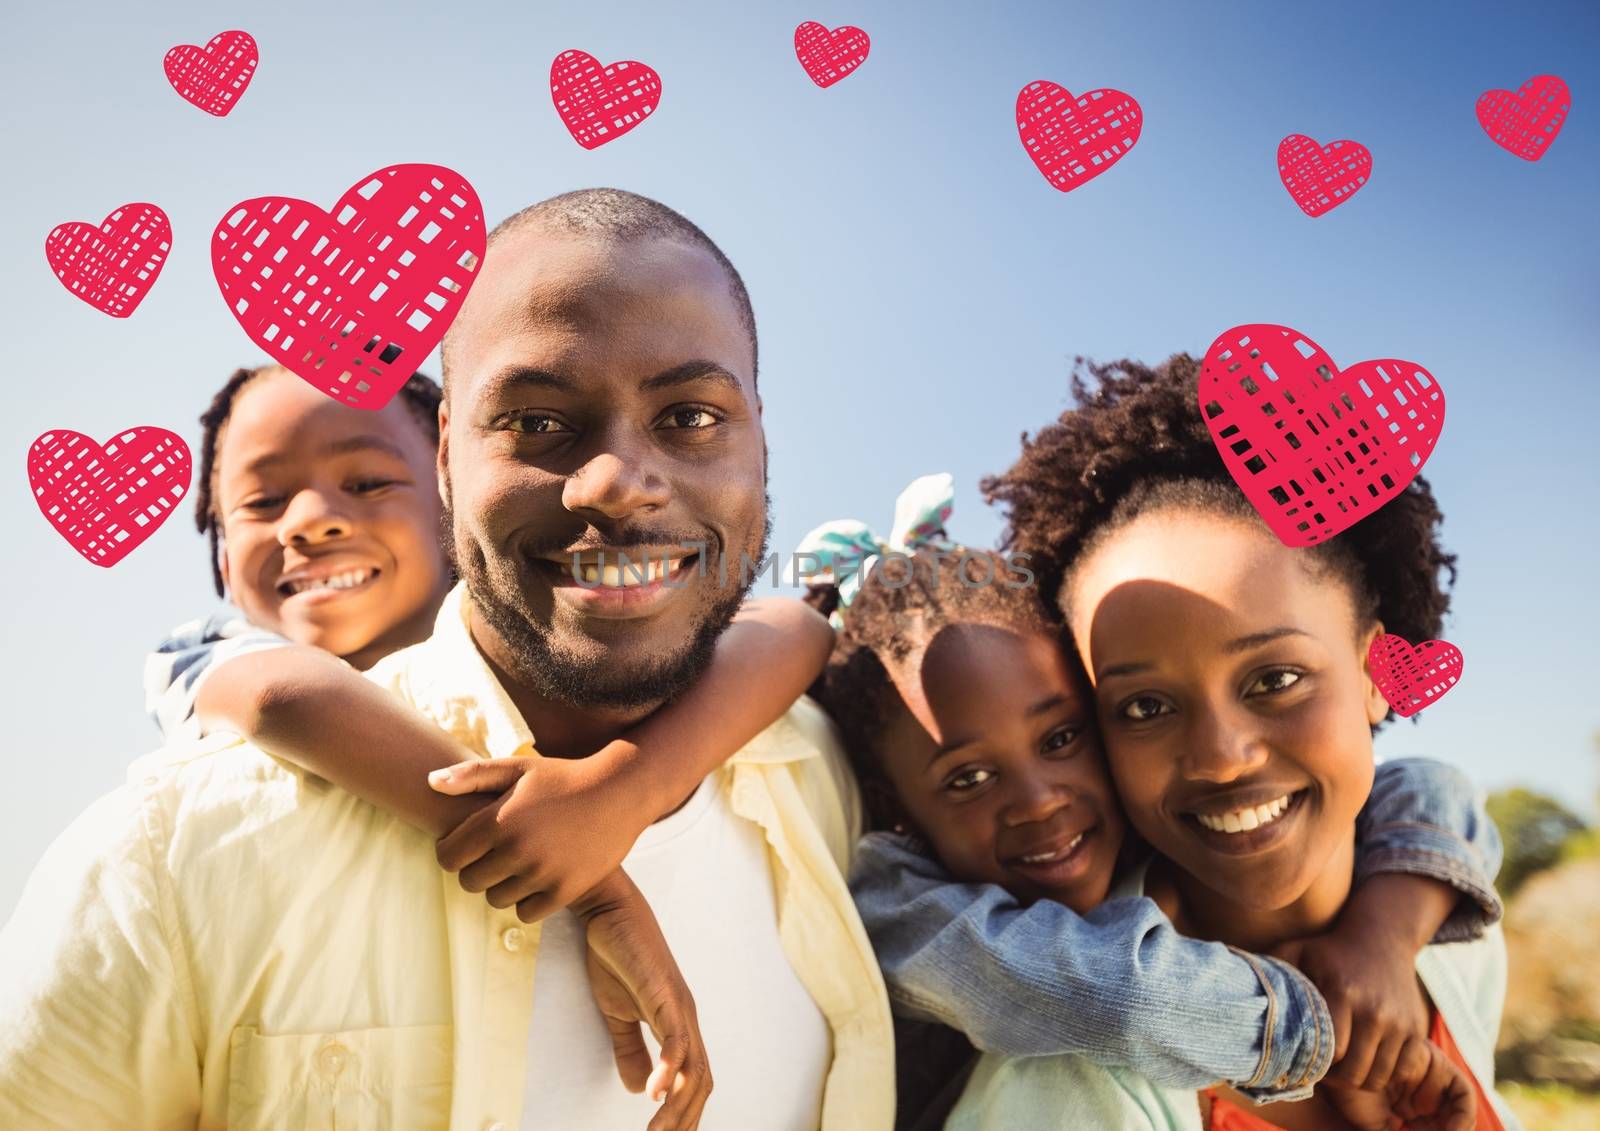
(2, 0, 1596, 915)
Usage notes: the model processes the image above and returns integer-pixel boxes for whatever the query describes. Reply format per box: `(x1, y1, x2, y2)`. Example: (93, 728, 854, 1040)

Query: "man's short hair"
(442, 188, 758, 395)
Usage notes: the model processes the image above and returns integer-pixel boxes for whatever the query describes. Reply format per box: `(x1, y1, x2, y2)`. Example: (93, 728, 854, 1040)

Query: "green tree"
(1486, 788, 1588, 897)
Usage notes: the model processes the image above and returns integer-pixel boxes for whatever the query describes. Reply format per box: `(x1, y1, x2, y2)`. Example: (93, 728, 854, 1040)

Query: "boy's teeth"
(1019, 831, 1085, 864)
(289, 568, 373, 594)
(1195, 793, 1294, 834)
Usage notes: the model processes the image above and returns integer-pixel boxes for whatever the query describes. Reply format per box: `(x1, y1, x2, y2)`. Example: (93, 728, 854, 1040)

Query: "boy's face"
(1067, 509, 1387, 913)
(878, 623, 1124, 912)
(214, 369, 450, 668)
(437, 228, 769, 710)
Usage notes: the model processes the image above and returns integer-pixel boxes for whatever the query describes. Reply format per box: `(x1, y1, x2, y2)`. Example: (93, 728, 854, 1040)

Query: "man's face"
(440, 227, 768, 709)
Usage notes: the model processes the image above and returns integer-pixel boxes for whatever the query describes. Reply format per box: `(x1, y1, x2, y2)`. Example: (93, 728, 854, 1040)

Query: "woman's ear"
(1359, 619, 1390, 725)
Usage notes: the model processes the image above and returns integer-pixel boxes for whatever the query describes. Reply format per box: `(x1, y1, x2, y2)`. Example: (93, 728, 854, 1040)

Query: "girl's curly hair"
(805, 546, 1060, 831)
(980, 353, 1457, 723)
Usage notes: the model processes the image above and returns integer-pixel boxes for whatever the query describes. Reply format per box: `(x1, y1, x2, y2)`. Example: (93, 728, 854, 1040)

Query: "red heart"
(1477, 74, 1570, 162)
(1199, 324, 1446, 547)
(1368, 634, 1464, 718)
(211, 164, 485, 412)
(794, 21, 871, 88)
(28, 427, 191, 568)
(1277, 134, 1372, 217)
(163, 30, 258, 117)
(1017, 80, 1142, 193)
(551, 49, 662, 149)
(45, 203, 171, 318)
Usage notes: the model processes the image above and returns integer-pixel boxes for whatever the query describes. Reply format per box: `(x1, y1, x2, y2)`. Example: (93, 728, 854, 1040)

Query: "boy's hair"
(193, 365, 443, 598)
(806, 546, 1061, 831)
(981, 353, 1457, 724)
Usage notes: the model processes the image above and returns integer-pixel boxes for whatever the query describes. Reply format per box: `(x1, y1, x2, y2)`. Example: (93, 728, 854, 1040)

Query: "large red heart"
(1368, 634, 1464, 718)
(163, 30, 259, 117)
(794, 21, 871, 88)
(1200, 324, 1446, 547)
(1477, 74, 1570, 161)
(1277, 134, 1372, 217)
(45, 203, 171, 318)
(551, 49, 662, 149)
(28, 427, 191, 568)
(211, 164, 485, 411)
(1016, 80, 1142, 193)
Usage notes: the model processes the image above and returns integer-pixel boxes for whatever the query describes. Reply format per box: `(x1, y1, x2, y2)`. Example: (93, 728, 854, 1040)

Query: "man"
(0, 189, 895, 1130)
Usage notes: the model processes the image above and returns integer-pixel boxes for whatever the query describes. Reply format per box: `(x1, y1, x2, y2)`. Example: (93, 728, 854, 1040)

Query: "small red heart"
(1277, 134, 1372, 217)
(45, 203, 172, 318)
(163, 30, 258, 117)
(1017, 80, 1142, 193)
(211, 164, 485, 412)
(1200, 324, 1446, 547)
(551, 49, 662, 149)
(1477, 74, 1570, 162)
(1368, 634, 1464, 718)
(794, 21, 871, 88)
(28, 427, 191, 568)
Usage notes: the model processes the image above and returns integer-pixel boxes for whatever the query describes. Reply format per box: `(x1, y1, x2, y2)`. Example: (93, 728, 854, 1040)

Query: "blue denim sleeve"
(850, 832, 1334, 1101)
(142, 614, 290, 741)
(1355, 757, 1503, 944)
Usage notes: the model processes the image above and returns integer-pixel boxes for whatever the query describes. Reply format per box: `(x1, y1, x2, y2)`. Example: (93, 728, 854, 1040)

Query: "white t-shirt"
(521, 773, 833, 1130)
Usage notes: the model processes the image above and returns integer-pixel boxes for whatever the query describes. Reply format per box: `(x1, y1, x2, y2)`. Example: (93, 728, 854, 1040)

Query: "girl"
(948, 351, 1516, 1127)
(141, 361, 836, 1128)
(798, 474, 1503, 1130)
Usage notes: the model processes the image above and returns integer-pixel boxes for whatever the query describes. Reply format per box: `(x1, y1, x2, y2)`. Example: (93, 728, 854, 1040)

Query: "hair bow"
(788, 473, 956, 627)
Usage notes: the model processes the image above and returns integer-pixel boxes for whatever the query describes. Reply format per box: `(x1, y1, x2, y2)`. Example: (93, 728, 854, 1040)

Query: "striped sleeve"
(142, 614, 290, 741)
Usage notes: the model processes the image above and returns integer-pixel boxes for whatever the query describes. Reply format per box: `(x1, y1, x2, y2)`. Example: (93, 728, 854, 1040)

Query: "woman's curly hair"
(980, 353, 1457, 720)
(805, 546, 1059, 831)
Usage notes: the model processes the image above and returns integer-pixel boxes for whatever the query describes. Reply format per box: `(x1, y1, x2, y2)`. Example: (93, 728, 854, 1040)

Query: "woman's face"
(877, 622, 1125, 912)
(1065, 509, 1388, 912)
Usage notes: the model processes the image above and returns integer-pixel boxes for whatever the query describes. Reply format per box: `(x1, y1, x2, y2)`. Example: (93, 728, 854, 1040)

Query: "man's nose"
(1182, 706, 1270, 784)
(277, 489, 351, 547)
(562, 437, 670, 521)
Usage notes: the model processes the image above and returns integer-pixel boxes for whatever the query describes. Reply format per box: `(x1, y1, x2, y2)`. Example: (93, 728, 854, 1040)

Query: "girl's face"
(215, 369, 452, 669)
(1065, 509, 1388, 913)
(877, 622, 1125, 912)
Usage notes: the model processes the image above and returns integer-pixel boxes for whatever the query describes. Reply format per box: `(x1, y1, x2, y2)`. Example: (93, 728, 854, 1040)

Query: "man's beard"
(442, 493, 772, 711)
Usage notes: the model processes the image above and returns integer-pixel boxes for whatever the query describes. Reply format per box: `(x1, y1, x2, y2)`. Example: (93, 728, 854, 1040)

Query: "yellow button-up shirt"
(0, 584, 895, 1130)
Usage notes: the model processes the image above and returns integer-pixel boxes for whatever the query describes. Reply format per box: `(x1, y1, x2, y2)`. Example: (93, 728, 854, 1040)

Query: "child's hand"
(1274, 920, 1430, 1091)
(574, 870, 713, 1131)
(1323, 1034, 1476, 1131)
(431, 754, 646, 923)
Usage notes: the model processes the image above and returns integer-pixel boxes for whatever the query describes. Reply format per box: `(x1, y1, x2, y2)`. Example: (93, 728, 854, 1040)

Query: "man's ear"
(436, 401, 451, 508)
(1359, 619, 1390, 725)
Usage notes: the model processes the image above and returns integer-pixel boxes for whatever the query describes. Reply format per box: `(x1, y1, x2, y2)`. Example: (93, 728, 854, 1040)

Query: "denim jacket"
(849, 757, 1502, 1110)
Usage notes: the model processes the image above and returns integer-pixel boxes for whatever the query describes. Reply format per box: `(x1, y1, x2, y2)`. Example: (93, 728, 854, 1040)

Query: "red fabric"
(1203, 1009, 1504, 1130)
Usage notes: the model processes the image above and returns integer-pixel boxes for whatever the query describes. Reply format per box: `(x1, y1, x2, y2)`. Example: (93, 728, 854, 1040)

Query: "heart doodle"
(1016, 80, 1142, 193)
(45, 203, 172, 318)
(551, 49, 662, 149)
(1200, 324, 1446, 547)
(28, 427, 191, 568)
(211, 164, 485, 411)
(794, 21, 871, 88)
(1277, 134, 1372, 217)
(163, 30, 259, 117)
(1368, 634, 1464, 718)
(1477, 74, 1570, 161)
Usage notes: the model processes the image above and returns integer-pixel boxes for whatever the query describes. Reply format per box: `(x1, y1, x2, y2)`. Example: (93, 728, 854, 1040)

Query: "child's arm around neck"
(190, 595, 835, 914)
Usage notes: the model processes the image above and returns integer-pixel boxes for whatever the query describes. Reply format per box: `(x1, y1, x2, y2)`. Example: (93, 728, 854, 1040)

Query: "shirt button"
(316, 1042, 353, 1077)
(484, 1122, 506, 1131)
(501, 926, 525, 952)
